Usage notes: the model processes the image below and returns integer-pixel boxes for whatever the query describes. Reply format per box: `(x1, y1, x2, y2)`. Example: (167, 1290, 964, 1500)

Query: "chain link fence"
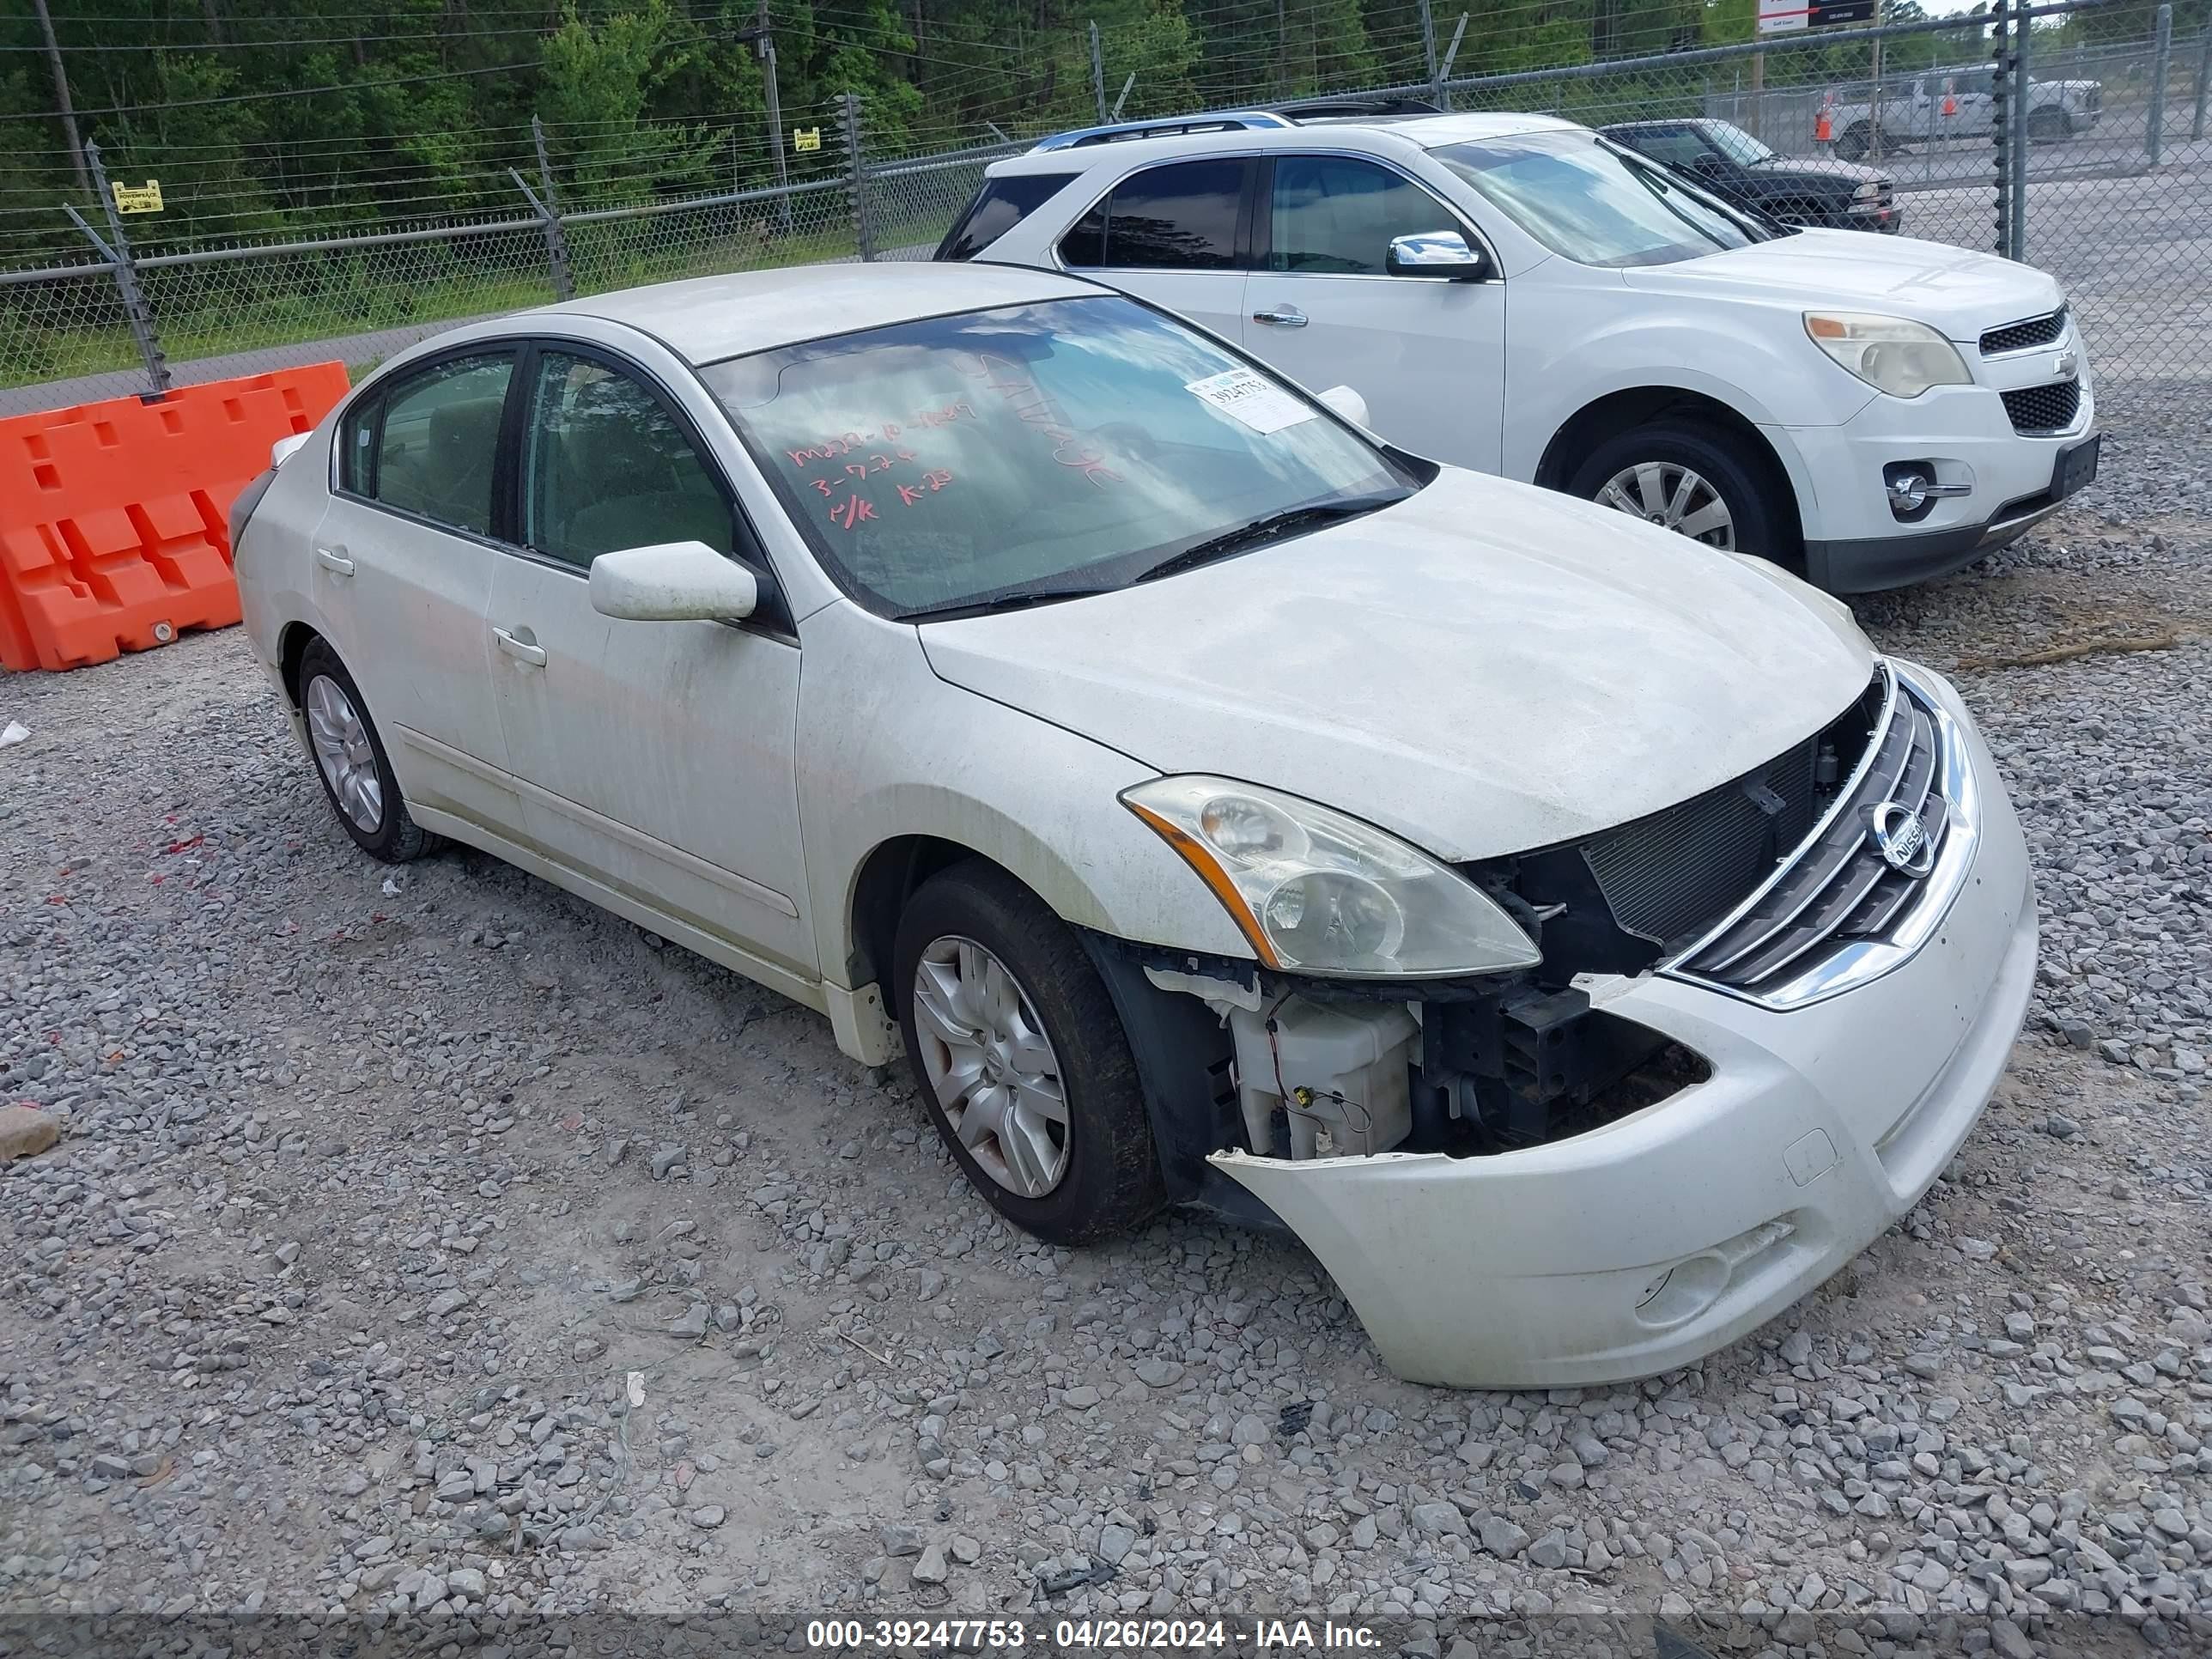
(3, 0, 2205, 418)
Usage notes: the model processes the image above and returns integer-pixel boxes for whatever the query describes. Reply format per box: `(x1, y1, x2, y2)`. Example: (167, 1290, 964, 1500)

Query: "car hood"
(1749, 155, 1889, 188)
(917, 472, 1875, 863)
(1625, 231, 2062, 342)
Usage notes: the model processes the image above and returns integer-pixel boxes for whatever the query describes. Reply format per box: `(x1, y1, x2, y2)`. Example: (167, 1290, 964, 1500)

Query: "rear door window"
(368, 353, 516, 538)
(1059, 159, 1249, 270)
(936, 172, 1079, 260)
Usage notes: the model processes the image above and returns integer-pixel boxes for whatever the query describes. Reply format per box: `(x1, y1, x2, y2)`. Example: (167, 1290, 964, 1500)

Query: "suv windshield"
(1431, 129, 1762, 268)
(1704, 122, 1778, 167)
(701, 295, 1416, 619)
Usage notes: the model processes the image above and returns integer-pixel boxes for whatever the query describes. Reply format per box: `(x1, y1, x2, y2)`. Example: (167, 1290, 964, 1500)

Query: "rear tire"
(296, 637, 434, 864)
(1569, 419, 1792, 563)
(1834, 125, 1872, 162)
(893, 860, 1165, 1245)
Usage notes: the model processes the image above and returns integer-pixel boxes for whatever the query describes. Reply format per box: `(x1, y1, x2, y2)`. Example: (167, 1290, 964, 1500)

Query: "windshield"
(701, 295, 1415, 618)
(1704, 122, 1778, 167)
(1431, 130, 1761, 268)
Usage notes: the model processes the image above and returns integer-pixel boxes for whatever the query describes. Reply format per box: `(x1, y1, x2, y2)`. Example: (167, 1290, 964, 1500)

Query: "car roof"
(988, 110, 1579, 174)
(526, 263, 1099, 365)
(1601, 118, 1716, 131)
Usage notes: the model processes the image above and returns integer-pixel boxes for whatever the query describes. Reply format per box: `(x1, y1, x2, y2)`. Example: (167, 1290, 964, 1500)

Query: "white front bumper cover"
(1212, 661, 2035, 1390)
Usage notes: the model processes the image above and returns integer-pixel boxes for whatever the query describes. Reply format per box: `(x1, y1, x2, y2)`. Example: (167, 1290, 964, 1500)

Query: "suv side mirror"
(1386, 230, 1488, 281)
(590, 540, 758, 623)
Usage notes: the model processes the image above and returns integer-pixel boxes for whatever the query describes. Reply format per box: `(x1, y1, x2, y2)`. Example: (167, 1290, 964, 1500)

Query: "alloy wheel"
(305, 673, 385, 834)
(1596, 461, 1737, 550)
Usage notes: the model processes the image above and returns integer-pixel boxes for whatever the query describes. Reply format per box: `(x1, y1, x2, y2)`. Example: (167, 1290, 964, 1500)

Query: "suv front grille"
(1673, 667, 1952, 998)
(2002, 379, 2081, 434)
(1980, 304, 2067, 355)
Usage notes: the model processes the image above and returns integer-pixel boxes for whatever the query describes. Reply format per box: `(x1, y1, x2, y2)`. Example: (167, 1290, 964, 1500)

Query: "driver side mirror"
(589, 539, 758, 623)
(1386, 230, 1489, 281)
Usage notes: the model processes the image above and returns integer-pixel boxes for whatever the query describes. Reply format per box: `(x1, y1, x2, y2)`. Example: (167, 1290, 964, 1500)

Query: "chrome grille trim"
(2002, 380, 2083, 435)
(1662, 662, 1978, 1011)
(1979, 303, 2068, 356)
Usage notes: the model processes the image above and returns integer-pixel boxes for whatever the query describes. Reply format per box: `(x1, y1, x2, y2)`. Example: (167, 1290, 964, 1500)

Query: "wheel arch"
(276, 619, 322, 707)
(1534, 385, 1807, 560)
(846, 831, 1239, 1204)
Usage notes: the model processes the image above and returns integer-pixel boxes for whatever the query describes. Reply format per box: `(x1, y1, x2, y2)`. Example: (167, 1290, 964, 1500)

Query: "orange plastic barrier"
(0, 362, 349, 672)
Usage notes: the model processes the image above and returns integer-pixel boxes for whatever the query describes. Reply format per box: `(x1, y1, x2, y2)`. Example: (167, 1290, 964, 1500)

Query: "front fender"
(797, 603, 1256, 994)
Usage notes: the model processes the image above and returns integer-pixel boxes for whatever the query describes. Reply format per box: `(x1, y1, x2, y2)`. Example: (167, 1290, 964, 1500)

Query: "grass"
(1, 199, 956, 395)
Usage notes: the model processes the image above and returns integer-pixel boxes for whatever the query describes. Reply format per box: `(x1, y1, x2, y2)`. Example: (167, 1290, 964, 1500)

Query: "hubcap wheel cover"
(305, 674, 385, 834)
(911, 935, 1071, 1199)
(1596, 461, 1737, 550)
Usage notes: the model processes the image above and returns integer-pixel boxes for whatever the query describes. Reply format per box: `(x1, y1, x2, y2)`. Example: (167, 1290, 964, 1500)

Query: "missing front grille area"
(1488, 666, 1889, 986)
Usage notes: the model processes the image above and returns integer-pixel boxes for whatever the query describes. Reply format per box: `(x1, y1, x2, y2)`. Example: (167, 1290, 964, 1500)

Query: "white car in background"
(232, 264, 2035, 1389)
(943, 104, 2100, 592)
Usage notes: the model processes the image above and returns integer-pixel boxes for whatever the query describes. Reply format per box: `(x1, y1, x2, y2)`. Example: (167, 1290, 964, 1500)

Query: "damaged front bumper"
(1204, 665, 2035, 1389)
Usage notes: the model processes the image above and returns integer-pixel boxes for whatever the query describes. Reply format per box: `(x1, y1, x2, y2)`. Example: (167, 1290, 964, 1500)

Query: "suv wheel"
(297, 637, 434, 863)
(892, 860, 1164, 1245)
(2028, 107, 2072, 143)
(1570, 420, 1788, 561)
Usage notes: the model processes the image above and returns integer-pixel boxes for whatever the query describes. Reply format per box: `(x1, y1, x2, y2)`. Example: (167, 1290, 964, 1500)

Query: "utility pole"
(32, 0, 90, 197)
(1090, 22, 1107, 125)
(757, 0, 791, 232)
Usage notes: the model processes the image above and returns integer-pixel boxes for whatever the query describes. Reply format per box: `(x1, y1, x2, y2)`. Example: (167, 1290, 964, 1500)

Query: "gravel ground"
(2, 384, 2209, 1656)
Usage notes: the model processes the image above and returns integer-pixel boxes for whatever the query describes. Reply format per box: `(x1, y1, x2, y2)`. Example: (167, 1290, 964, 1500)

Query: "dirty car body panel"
(234, 264, 2033, 1390)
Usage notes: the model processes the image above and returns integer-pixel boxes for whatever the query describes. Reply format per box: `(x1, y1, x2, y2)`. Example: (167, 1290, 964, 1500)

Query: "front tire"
(1569, 420, 1790, 562)
(2027, 107, 2071, 143)
(1834, 125, 1872, 161)
(892, 861, 1164, 1245)
(296, 637, 433, 863)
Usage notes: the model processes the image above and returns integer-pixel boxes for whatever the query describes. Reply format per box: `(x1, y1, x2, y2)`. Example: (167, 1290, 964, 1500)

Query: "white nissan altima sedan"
(232, 262, 2037, 1389)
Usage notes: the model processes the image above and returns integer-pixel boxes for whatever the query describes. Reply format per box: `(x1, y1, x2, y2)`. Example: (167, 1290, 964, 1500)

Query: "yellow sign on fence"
(111, 180, 164, 214)
(792, 127, 822, 153)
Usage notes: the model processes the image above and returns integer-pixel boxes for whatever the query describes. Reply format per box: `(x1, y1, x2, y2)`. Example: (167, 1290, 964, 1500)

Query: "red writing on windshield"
(948, 353, 1121, 488)
(829, 494, 877, 530)
(895, 469, 955, 507)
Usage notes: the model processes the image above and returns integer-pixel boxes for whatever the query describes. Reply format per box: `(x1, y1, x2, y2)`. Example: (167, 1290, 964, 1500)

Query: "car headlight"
(1852, 180, 1881, 201)
(1804, 311, 1972, 398)
(1121, 775, 1540, 978)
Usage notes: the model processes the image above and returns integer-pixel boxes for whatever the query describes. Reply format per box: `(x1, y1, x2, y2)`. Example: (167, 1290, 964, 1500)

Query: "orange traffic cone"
(1942, 79, 1958, 118)
(1815, 103, 1833, 145)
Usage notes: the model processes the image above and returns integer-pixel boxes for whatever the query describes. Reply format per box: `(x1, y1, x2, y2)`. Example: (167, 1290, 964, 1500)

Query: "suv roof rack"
(1028, 94, 1445, 152)
(1030, 111, 1296, 151)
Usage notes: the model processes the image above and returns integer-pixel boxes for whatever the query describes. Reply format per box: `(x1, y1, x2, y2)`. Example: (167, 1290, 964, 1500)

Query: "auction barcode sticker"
(1185, 368, 1316, 434)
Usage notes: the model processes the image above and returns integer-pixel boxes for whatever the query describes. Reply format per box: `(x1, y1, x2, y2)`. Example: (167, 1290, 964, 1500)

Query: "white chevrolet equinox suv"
(942, 104, 2100, 592)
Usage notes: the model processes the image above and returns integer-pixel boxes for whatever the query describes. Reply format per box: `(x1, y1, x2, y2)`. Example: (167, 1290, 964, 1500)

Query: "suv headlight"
(1805, 311, 1972, 398)
(1121, 775, 1540, 978)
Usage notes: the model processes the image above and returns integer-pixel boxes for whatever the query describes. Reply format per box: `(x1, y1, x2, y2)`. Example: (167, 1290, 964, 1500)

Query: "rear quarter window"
(935, 172, 1080, 261)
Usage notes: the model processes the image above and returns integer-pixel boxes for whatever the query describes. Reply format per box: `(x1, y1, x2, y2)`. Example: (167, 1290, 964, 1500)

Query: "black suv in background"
(1601, 118, 1900, 234)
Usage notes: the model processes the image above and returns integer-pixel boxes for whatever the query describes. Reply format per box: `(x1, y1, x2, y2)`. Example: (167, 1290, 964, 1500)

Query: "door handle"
(315, 546, 356, 577)
(1250, 306, 1308, 328)
(493, 627, 546, 667)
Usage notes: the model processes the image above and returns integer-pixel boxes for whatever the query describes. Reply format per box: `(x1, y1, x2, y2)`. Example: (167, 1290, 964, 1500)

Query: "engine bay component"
(1227, 999, 1416, 1160)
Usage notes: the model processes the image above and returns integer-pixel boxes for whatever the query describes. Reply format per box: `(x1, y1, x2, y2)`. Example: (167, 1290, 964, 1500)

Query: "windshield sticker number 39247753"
(1185, 368, 1317, 435)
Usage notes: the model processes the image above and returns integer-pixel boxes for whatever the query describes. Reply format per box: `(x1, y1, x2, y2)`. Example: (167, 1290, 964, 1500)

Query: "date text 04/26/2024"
(802, 1620, 1382, 1651)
